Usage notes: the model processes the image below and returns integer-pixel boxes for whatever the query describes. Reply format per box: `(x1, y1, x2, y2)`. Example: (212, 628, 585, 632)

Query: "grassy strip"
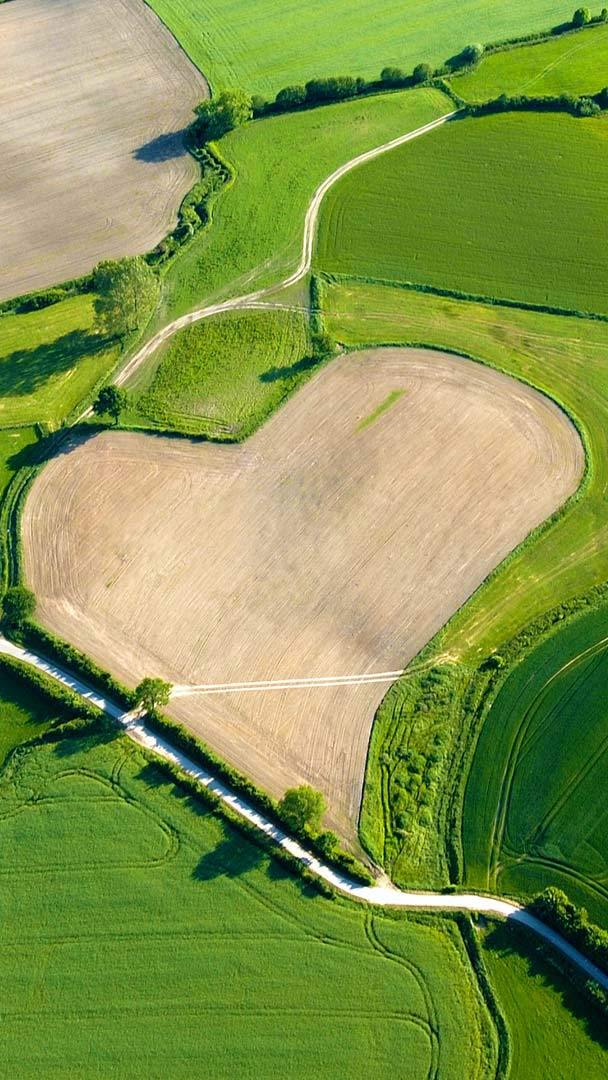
(453, 20, 608, 101)
(126, 307, 314, 439)
(356, 389, 405, 431)
(459, 916, 511, 1080)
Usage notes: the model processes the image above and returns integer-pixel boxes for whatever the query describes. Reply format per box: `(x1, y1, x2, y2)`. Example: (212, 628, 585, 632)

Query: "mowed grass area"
(0, 428, 38, 497)
(0, 689, 497, 1077)
(482, 922, 608, 1078)
(148, 0, 566, 97)
(0, 296, 118, 427)
(453, 22, 608, 102)
(128, 308, 312, 438)
(316, 112, 608, 315)
(156, 87, 448, 326)
(463, 603, 608, 924)
(325, 281, 608, 661)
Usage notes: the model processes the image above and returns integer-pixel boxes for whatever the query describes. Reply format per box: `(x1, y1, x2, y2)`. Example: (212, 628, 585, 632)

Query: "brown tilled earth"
(0, 0, 207, 299)
(23, 348, 583, 841)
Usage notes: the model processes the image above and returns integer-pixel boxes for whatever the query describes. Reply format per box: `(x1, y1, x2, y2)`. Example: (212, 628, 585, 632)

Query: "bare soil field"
(0, 0, 206, 300)
(23, 348, 583, 840)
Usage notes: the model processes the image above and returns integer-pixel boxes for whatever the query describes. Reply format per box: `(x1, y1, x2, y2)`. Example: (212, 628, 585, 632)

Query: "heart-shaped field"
(23, 348, 583, 839)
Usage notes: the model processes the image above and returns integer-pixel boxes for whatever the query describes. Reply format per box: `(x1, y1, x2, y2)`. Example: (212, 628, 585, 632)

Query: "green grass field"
(325, 281, 608, 662)
(128, 307, 312, 438)
(453, 22, 608, 102)
(148, 0, 566, 96)
(462, 603, 608, 924)
(0, 297, 118, 428)
(0, 428, 38, 499)
(316, 112, 608, 315)
(156, 87, 448, 326)
(0, 677, 497, 1078)
(482, 921, 608, 1078)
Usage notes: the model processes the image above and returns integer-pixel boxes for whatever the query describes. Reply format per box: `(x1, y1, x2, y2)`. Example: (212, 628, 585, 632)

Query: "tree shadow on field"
(0, 330, 108, 399)
(134, 130, 188, 163)
(192, 835, 264, 881)
(258, 354, 319, 383)
(485, 919, 608, 1049)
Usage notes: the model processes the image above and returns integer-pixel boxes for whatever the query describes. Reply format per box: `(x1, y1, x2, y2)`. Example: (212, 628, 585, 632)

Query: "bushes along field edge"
(529, 888, 608, 982)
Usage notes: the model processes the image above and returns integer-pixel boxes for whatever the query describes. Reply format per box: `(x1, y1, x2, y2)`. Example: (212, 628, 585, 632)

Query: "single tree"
(461, 43, 484, 66)
(572, 6, 591, 26)
(92, 385, 128, 424)
(194, 89, 253, 141)
(380, 66, 404, 86)
(2, 586, 35, 629)
(134, 677, 172, 714)
(412, 62, 433, 84)
(279, 785, 326, 833)
(93, 256, 159, 339)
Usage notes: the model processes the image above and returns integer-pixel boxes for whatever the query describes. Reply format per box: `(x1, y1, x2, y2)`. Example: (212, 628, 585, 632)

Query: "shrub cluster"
(147, 147, 230, 267)
(529, 887, 608, 972)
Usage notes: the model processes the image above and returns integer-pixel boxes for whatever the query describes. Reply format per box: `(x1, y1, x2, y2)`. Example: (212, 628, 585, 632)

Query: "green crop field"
(156, 87, 448, 326)
(0, 677, 497, 1078)
(482, 922, 608, 1078)
(462, 603, 608, 924)
(454, 22, 608, 102)
(128, 308, 312, 439)
(325, 281, 608, 662)
(148, 0, 566, 97)
(316, 112, 608, 315)
(0, 297, 118, 428)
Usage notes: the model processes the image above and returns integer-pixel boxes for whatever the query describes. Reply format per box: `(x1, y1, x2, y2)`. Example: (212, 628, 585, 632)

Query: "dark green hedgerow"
(19, 622, 136, 711)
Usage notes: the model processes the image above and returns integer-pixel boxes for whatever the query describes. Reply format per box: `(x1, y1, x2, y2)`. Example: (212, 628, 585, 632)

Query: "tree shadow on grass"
(258, 354, 319, 383)
(0, 330, 108, 399)
(192, 834, 265, 881)
(486, 918, 608, 1049)
(134, 130, 188, 163)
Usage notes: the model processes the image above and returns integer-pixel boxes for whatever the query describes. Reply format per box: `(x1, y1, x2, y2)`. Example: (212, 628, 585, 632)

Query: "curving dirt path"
(0, 631, 606, 994)
(115, 112, 456, 387)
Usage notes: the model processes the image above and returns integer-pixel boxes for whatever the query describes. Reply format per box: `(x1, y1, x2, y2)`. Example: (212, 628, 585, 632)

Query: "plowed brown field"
(0, 0, 207, 299)
(23, 348, 583, 840)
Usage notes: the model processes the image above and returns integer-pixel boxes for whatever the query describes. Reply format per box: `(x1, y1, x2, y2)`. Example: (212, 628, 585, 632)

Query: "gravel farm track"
(0, 0, 207, 299)
(23, 348, 583, 840)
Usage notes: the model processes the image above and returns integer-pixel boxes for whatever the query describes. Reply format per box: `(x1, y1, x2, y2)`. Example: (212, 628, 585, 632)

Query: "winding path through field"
(0, 631, 606, 993)
(115, 111, 456, 387)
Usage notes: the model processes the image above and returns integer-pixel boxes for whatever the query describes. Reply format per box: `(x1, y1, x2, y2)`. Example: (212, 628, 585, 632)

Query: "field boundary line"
(1, 631, 607, 993)
(114, 111, 456, 388)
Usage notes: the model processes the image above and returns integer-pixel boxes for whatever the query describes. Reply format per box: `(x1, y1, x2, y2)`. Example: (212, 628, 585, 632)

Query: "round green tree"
(2, 586, 35, 629)
(279, 785, 326, 833)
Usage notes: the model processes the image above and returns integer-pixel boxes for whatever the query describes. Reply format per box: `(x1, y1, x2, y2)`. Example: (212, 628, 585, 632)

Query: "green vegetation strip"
(316, 112, 608, 316)
(453, 21, 608, 102)
(127, 307, 313, 439)
(0, 674, 496, 1078)
(357, 390, 405, 431)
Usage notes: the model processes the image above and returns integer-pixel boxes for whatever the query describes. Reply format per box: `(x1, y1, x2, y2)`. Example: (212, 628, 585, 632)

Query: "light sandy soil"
(23, 348, 583, 840)
(0, 0, 207, 300)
